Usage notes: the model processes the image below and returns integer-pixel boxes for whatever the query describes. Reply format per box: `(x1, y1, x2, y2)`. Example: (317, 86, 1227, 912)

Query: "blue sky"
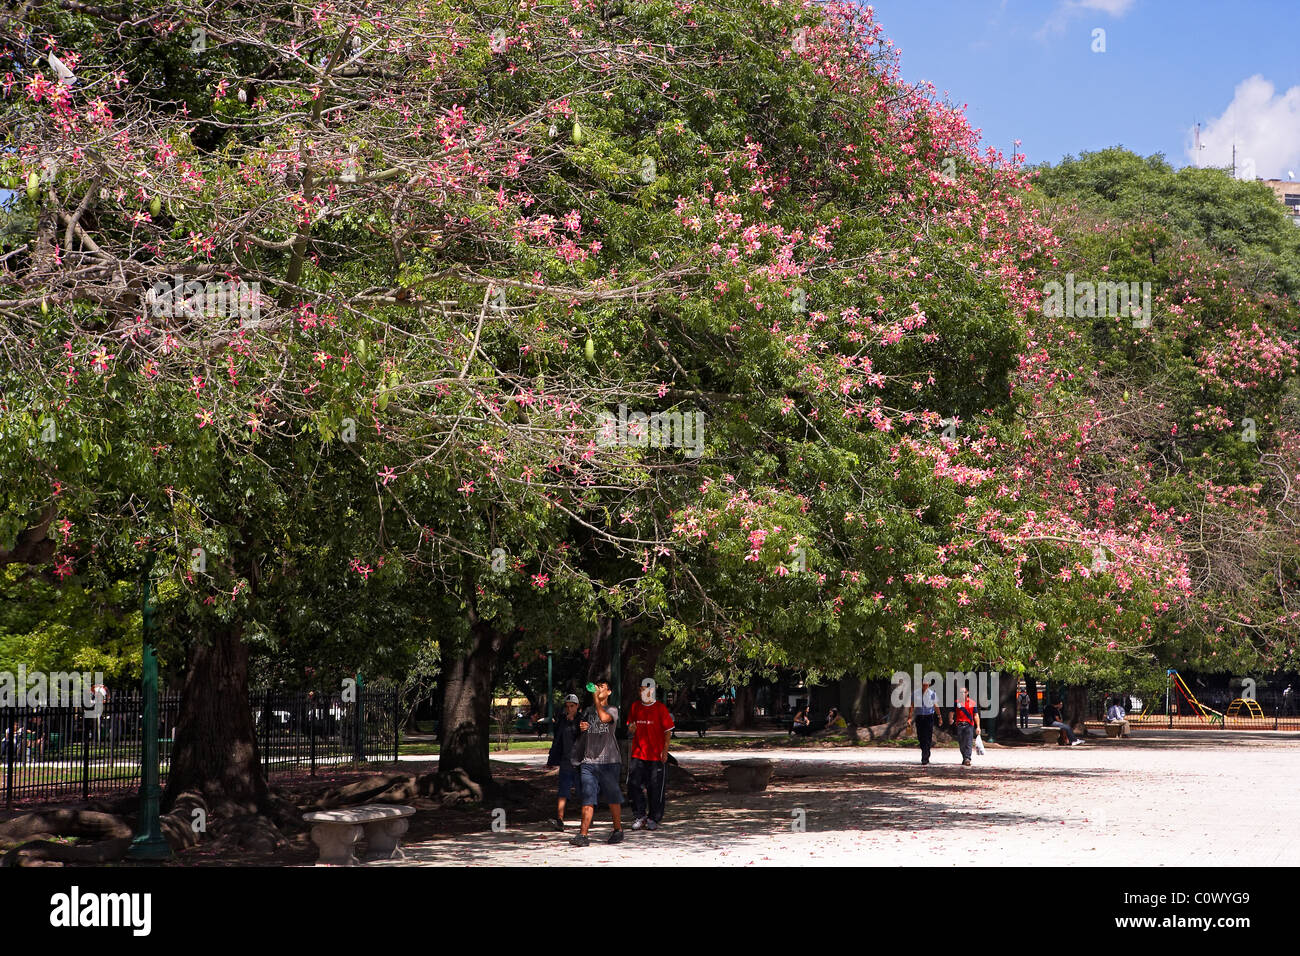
(872, 0, 1300, 179)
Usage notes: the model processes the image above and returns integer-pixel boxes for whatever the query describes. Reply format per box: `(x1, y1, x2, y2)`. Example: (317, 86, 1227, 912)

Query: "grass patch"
(399, 738, 552, 757)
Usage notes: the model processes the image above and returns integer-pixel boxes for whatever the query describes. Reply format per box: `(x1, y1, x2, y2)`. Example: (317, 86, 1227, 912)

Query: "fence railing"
(1090, 690, 1300, 731)
(2, 689, 399, 807)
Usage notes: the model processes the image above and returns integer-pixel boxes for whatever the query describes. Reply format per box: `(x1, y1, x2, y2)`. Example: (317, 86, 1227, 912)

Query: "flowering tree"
(0, 0, 691, 806)
(3, 0, 1245, 821)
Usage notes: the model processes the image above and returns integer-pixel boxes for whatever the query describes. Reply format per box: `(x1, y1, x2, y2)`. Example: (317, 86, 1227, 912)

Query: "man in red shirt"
(953, 685, 982, 766)
(626, 677, 674, 830)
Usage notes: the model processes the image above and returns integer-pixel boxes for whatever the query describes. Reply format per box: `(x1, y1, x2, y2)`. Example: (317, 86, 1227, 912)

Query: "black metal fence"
(252, 689, 399, 775)
(2, 688, 399, 807)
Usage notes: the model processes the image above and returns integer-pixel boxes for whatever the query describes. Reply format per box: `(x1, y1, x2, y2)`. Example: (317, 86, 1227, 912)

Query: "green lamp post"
(128, 551, 171, 860)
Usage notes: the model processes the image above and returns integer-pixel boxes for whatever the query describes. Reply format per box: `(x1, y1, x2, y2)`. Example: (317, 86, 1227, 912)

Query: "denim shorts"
(557, 763, 577, 798)
(579, 762, 623, 807)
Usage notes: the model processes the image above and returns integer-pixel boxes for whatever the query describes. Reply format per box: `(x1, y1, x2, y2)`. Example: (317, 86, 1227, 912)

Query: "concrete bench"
(724, 758, 775, 793)
(302, 805, 415, 865)
(1104, 721, 1131, 738)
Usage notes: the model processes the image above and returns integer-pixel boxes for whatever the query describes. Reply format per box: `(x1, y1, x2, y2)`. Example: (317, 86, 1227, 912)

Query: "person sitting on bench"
(1043, 700, 1082, 746)
(1105, 697, 1130, 737)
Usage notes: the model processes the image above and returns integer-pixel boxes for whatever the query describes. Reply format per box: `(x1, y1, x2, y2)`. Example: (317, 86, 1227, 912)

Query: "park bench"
(302, 804, 415, 865)
(1102, 720, 1135, 738)
(671, 718, 709, 738)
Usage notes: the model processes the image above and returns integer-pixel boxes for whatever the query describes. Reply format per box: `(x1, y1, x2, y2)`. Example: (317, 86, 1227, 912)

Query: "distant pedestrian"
(0, 722, 17, 762)
(908, 678, 938, 765)
(952, 686, 982, 766)
(1017, 688, 1030, 729)
(626, 678, 674, 831)
(546, 694, 582, 830)
(1283, 684, 1296, 717)
(570, 680, 624, 847)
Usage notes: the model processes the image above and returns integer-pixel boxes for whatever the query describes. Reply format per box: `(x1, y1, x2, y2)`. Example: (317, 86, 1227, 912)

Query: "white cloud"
(1040, 0, 1135, 36)
(1076, 0, 1136, 14)
(1190, 76, 1300, 181)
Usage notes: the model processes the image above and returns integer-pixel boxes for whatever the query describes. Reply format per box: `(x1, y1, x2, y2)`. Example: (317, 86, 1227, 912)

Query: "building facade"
(1261, 179, 1300, 226)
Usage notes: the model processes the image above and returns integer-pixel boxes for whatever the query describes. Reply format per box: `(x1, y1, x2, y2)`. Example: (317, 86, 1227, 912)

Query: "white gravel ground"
(379, 732, 1300, 866)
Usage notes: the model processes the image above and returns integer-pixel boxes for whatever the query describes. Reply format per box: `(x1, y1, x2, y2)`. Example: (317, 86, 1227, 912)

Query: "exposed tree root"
(853, 711, 914, 741)
(207, 813, 289, 854)
(425, 768, 486, 806)
(0, 810, 132, 867)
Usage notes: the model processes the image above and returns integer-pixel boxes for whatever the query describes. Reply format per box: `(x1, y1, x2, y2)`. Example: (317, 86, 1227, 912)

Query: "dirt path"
(376, 735, 1300, 866)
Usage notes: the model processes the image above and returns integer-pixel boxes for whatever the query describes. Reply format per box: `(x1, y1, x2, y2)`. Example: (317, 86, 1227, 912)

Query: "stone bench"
(724, 758, 775, 793)
(1104, 721, 1130, 738)
(302, 805, 415, 865)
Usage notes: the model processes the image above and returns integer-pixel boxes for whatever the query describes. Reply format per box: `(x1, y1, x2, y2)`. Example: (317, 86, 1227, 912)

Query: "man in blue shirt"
(907, 678, 939, 765)
(1105, 697, 1130, 737)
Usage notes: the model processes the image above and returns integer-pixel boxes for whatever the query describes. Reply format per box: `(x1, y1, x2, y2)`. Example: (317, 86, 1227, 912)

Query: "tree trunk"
(995, 671, 1022, 738)
(0, 507, 57, 567)
(839, 676, 911, 740)
(1065, 685, 1091, 735)
(729, 680, 757, 730)
(619, 629, 666, 711)
(671, 680, 697, 720)
(164, 623, 266, 814)
(859, 677, 894, 725)
(435, 620, 509, 800)
(585, 615, 615, 689)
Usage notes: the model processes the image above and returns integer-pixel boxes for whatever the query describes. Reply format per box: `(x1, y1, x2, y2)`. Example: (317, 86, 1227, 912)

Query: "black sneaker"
(607, 829, 624, 845)
(549, 818, 565, 831)
(570, 834, 590, 847)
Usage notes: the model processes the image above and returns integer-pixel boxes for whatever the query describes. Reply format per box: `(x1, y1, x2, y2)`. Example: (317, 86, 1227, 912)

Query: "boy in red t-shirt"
(626, 678, 674, 830)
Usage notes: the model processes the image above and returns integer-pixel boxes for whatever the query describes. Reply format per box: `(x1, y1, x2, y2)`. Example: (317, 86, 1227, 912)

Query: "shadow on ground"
(371, 759, 1115, 866)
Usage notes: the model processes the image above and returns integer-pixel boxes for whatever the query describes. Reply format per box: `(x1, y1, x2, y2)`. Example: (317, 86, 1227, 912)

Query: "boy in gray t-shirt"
(570, 680, 624, 846)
